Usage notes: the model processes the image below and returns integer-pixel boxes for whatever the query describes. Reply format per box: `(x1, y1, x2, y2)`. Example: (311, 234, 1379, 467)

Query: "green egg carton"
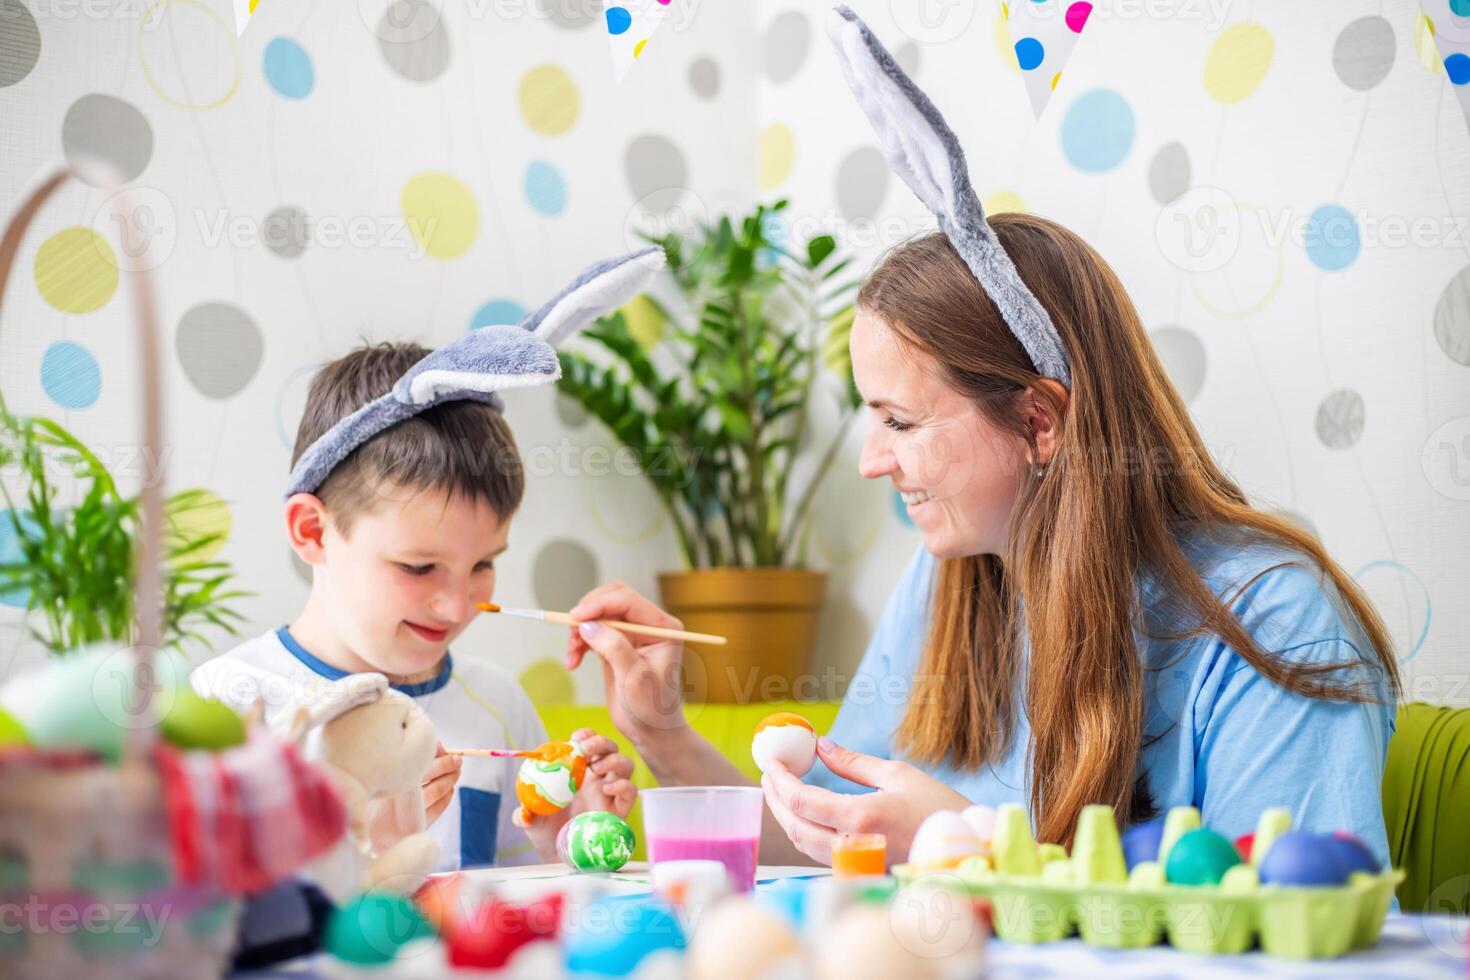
(897, 803, 1404, 959)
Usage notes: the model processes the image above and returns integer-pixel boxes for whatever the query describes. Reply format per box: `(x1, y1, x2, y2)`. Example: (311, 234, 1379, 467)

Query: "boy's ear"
(285, 492, 329, 564)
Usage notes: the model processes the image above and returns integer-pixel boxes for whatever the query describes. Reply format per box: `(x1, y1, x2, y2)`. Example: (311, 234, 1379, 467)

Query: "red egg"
(446, 893, 563, 969)
(1233, 832, 1254, 863)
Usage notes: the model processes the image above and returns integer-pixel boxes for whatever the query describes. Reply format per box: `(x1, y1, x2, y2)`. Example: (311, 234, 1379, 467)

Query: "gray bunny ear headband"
(285, 245, 666, 498)
(827, 5, 1072, 388)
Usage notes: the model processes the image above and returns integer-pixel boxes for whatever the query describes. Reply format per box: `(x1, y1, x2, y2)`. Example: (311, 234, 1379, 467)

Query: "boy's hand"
(568, 727, 637, 820)
(516, 728, 637, 862)
(422, 741, 463, 828)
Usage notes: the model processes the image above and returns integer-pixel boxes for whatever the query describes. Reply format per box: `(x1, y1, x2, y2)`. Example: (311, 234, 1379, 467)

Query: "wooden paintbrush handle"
(543, 610, 728, 646)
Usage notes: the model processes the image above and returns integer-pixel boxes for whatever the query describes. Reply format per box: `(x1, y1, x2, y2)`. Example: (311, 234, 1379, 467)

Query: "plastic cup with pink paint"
(641, 786, 763, 893)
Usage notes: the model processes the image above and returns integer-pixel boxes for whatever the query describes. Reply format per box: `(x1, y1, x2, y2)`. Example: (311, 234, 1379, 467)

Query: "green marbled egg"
(557, 811, 635, 873)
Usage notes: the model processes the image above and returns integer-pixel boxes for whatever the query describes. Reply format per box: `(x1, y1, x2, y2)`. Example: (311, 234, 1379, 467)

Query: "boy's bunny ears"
(826, 6, 1072, 388)
(285, 245, 666, 499)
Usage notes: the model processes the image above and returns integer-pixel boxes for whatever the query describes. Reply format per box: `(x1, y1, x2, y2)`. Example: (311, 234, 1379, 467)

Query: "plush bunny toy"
(268, 673, 439, 901)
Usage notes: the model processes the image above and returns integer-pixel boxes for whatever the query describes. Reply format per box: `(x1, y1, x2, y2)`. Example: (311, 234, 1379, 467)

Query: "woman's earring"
(1026, 450, 1046, 479)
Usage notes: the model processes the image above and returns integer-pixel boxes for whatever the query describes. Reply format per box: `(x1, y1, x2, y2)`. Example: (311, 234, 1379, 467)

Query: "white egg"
(687, 896, 802, 980)
(906, 810, 984, 873)
(814, 904, 940, 980)
(960, 804, 997, 844)
(750, 713, 817, 777)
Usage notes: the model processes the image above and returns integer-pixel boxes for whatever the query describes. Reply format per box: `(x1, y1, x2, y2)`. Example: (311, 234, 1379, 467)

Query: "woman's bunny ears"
(827, 6, 1072, 388)
(285, 245, 666, 499)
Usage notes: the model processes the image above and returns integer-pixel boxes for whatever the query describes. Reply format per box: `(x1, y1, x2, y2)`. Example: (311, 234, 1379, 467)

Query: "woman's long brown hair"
(860, 216, 1401, 847)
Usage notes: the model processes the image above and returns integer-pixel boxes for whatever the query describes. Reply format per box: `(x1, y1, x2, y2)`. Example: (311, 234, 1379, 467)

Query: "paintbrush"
(446, 739, 586, 761)
(475, 601, 727, 646)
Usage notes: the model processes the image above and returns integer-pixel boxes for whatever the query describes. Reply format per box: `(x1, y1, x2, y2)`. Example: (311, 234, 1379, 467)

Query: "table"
(238, 865, 1469, 978)
(984, 913, 1466, 978)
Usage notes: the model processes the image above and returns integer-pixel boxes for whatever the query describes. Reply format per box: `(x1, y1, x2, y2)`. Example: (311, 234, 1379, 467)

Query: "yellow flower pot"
(658, 568, 827, 704)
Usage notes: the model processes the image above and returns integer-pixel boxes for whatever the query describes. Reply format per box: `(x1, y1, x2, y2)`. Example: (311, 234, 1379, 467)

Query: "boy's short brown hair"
(290, 342, 525, 535)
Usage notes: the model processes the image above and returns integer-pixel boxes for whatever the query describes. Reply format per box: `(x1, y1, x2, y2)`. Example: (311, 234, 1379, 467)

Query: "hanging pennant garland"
(1004, 0, 1093, 118)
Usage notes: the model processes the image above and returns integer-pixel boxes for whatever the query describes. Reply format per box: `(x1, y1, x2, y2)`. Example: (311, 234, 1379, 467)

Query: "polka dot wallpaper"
(1, 1, 1467, 708)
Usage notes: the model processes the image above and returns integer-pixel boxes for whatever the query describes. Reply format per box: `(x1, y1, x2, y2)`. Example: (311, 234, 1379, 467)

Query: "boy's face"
(308, 483, 510, 680)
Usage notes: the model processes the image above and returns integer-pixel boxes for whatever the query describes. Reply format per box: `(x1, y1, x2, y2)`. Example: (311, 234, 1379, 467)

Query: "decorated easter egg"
(558, 811, 636, 873)
(907, 810, 984, 873)
(324, 893, 433, 965)
(515, 740, 588, 819)
(0, 707, 28, 747)
(1258, 830, 1350, 887)
(1121, 819, 1164, 870)
(751, 712, 817, 777)
(413, 873, 465, 935)
(1164, 828, 1242, 886)
(651, 859, 732, 914)
(1, 646, 186, 763)
(564, 895, 685, 975)
(959, 804, 996, 843)
(160, 689, 245, 750)
(1233, 832, 1255, 863)
(447, 893, 562, 969)
(1327, 831, 1381, 875)
(686, 895, 801, 980)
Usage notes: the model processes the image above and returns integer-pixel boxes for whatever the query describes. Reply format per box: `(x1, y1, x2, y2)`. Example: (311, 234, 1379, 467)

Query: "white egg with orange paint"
(906, 810, 985, 874)
(750, 712, 818, 777)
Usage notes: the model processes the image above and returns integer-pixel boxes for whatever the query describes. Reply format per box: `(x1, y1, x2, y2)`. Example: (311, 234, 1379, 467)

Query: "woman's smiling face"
(850, 307, 1029, 559)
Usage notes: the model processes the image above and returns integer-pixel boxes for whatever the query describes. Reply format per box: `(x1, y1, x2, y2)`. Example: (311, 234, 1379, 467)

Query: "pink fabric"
(155, 729, 346, 895)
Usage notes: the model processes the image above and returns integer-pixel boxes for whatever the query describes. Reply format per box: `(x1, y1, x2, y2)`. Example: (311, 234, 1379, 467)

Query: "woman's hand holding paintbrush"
(558, 582, 701, 766)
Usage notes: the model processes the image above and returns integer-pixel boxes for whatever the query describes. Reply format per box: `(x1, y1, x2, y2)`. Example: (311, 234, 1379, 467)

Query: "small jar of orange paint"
(831, 832, 887, 877)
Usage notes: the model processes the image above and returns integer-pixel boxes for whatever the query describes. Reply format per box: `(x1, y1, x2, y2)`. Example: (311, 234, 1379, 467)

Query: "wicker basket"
(0, 167, 241, 978)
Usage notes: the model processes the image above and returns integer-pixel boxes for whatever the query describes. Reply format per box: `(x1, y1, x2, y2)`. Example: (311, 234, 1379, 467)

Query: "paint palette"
(895, 804, 1403, 959)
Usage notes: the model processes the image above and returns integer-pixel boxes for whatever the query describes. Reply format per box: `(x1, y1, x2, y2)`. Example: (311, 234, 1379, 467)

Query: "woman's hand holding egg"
(760, 736, 973, 866)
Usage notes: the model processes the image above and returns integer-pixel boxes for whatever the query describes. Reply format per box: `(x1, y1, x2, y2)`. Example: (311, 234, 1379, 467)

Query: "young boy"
(191, 341, 636, 870)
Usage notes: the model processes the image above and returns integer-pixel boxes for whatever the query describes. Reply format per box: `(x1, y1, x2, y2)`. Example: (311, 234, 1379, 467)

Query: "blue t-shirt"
(807, 526, 1397, 869)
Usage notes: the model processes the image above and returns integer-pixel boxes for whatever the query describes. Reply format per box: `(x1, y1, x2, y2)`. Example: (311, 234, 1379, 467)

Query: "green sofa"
(536, 701, 1469, 913)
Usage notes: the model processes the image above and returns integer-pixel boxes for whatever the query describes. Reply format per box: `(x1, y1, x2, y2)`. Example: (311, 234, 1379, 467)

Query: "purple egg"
(1259, 831, 1350, 887)
(1327, 832, 1381, 875)
(1122, 819, 1164, 870)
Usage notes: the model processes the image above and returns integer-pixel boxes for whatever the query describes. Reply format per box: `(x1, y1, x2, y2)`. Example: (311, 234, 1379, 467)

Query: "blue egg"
(1326, 832, 1381, 876)
(1121, 819, 1164, 870)
(1259, 831, 1350, 887)
(755, 881, 807, 929)
(564, 896, 684, 976)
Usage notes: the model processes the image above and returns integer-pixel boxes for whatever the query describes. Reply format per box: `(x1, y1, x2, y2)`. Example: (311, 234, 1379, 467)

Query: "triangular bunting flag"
(1422, 1, 1470, 135)
(233, 0, 256, 35)
(1002, 0, 1094, 118)
(603, 0, 675, 81)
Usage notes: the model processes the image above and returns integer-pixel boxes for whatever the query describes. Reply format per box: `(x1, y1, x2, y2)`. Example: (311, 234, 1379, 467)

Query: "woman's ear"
(1025, 380, 1070, 466)
(285, 492, 329, 565)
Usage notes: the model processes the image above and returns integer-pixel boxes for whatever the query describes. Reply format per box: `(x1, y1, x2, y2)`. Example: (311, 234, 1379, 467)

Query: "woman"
(563, 213, 1401, 870)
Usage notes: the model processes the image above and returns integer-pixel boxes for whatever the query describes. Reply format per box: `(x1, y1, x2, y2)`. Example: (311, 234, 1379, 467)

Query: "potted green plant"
(0, 391, 249, 657)
(558, 200, 861, 702)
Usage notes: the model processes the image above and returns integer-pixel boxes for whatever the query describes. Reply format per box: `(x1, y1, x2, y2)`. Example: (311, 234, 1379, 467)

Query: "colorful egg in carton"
(895, 803, 1403, 959)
